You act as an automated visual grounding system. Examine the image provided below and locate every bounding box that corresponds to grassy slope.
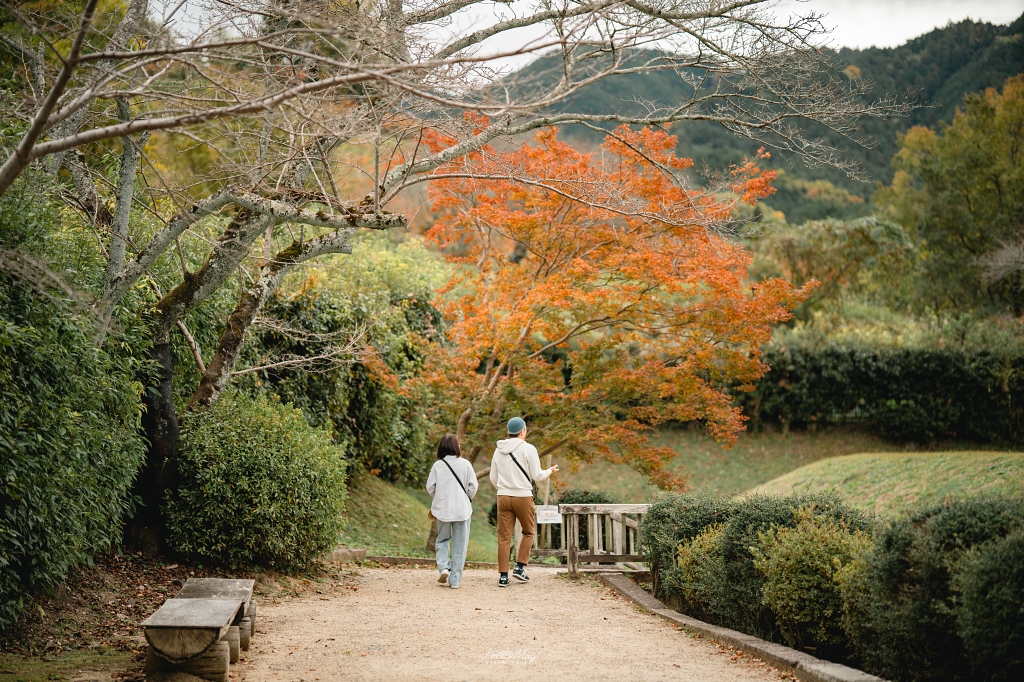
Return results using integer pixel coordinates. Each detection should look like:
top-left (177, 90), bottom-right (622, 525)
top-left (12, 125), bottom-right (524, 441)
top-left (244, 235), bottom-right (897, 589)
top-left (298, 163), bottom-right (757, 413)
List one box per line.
top-left (754, 452), bottom-right (1024, 516)
top-left (549, 426), bottom-right (900, 501)
top-left (339, 467), bottom-right (498, 561)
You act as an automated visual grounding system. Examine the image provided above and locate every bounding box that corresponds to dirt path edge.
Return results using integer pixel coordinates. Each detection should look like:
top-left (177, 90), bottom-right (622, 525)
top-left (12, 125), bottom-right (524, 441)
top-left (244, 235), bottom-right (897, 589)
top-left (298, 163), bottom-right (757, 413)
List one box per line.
top-left (599, 573), bottom-right (888, 682)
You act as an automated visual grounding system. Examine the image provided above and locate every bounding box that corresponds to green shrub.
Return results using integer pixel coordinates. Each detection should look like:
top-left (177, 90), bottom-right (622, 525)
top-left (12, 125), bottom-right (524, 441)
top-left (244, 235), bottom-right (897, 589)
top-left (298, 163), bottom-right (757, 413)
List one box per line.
top-left (953, 530), bottom-right (1024, 682)
top-left (640, 492), bottom-right (737, 599)
top-left (743, 345), bottom-right (1024, 442)
top-left (754, 508), bottom-right (873, 658)
top-left (840, 497), bottom-right (1024, 681)
top-left (669, 523), bottom-right (729, 623)
top-left (166, 392), bottom-right (347, 570)
top-left (557, 488), bottom-right (617, 505)
top-left (718, 491), bottom-right (870, 639)
top-left (0, 178), bottom-right (148, 629)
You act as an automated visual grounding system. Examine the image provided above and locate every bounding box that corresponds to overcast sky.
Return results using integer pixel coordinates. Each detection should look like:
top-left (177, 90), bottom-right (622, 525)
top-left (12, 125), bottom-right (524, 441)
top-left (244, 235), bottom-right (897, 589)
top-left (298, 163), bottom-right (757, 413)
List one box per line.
top-left (777, 0), bottom-right (1023, 49)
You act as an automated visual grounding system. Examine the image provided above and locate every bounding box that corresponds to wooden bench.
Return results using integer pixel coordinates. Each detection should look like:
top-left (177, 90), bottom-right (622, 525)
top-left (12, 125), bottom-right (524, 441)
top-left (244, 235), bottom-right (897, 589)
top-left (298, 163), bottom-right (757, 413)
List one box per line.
top-left (176, 578), bottom-right (257, 653)
top-left (142, 578), bottom-right (257, 682)
top-left (142, 598), bottom-right (240, 681)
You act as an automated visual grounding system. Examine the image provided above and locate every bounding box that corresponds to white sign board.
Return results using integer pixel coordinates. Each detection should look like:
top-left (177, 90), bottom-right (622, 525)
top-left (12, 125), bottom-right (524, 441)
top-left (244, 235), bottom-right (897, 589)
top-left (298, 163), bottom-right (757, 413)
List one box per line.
top-left (536, 505), bottom-right (562, 524)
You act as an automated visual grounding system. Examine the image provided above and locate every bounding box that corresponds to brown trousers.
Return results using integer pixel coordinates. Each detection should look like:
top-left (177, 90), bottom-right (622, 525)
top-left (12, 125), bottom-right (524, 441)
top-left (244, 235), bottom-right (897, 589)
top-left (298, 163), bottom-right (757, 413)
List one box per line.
top-left (496, 495), bottom-right (535, 573)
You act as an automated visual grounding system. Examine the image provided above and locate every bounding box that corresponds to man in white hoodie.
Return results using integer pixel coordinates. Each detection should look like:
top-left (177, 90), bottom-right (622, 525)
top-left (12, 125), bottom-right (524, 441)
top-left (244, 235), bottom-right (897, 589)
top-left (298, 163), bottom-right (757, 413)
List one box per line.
top-left (489, 417), bottom-right (558, 587)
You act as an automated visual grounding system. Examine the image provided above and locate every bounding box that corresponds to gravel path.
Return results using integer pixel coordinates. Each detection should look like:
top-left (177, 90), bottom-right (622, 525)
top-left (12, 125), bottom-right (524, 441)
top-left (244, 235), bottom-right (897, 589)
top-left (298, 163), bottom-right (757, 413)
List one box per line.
top-left (241, 567), bottom-right (784, 682)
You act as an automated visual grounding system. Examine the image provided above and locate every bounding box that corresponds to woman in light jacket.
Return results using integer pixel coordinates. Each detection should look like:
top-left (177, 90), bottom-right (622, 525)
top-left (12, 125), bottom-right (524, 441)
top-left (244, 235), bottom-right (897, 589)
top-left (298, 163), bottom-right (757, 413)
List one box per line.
top-left (426, 434), bottom-right (477, 589)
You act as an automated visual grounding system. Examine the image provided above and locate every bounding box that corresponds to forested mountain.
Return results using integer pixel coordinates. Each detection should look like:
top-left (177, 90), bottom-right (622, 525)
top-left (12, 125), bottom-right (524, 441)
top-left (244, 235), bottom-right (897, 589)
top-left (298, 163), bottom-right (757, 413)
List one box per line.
top-left (527, 13), bottom-right (1024, 223)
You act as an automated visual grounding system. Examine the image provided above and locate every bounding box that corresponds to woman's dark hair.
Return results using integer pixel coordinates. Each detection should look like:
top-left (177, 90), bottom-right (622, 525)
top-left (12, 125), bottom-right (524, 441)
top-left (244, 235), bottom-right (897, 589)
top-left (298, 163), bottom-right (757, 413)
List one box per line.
top-left (436, 434), bottom-right (462, 459)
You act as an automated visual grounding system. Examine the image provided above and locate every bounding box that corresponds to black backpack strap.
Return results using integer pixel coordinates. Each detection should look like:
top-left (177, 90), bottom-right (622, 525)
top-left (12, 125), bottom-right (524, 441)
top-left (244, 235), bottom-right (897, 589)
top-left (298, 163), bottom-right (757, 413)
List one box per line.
top-left (507, 444), bottom-right (537, 495)
top-left (440, 457), bottom-right (472, 501)
top-left (507, 450), bottom-right (531, 485)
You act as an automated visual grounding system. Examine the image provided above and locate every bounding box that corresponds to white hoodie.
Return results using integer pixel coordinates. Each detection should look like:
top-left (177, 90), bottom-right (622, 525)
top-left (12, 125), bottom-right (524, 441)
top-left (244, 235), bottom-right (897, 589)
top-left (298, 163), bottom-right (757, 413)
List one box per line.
top-left (489, 437), bottom-right (553, 497)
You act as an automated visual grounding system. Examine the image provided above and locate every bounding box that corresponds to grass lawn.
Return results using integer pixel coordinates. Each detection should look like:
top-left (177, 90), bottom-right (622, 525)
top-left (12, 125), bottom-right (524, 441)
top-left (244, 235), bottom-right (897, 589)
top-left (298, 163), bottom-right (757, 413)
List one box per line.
top-left (546, 426), bottom-right (898, 501)
top-left (753, 451), bottom-right (1024, 516)
top-left (339, 467), bottom-right (498, 561)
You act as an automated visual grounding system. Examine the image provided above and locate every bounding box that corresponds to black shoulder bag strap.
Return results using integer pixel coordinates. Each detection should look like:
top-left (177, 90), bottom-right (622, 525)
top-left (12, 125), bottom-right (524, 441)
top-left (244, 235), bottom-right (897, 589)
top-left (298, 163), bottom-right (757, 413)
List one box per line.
top-left (440, 457), bottom-right (472, 501)
top-left (507, 444), bottom-right (537, 496)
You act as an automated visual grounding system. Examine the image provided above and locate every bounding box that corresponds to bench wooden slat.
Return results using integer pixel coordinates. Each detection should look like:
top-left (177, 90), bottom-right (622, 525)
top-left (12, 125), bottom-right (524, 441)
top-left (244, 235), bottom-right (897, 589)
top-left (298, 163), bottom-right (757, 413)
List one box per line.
top-left (176, 578), bottom-right (254, 604)
top-left (142, 598), bottom-right (241, 629)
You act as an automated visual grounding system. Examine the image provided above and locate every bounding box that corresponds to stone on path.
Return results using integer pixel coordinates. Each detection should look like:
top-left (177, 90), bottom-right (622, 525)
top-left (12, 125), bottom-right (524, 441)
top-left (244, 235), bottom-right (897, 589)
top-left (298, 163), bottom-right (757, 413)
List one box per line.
top-left (242, 567), bottom-right (782, 681)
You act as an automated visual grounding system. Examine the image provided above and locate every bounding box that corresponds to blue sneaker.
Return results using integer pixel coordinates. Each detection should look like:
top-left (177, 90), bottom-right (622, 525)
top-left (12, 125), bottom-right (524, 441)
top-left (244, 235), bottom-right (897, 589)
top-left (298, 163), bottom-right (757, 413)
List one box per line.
top-left (512, 565), bottom-right (529, 582)
top-left (498, 573), bottom-right (509, 587)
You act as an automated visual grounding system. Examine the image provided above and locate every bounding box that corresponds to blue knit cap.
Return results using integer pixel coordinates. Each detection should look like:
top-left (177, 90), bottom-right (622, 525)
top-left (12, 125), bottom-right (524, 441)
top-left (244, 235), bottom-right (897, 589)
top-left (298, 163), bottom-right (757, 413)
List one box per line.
top-left (507, 417), bottom-right (526, 435)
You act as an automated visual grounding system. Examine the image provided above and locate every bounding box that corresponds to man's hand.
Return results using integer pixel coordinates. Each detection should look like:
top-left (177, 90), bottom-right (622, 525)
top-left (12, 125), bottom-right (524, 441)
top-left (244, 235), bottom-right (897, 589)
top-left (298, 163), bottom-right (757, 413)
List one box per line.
top-left (550, 464), bottom-right (559, 473)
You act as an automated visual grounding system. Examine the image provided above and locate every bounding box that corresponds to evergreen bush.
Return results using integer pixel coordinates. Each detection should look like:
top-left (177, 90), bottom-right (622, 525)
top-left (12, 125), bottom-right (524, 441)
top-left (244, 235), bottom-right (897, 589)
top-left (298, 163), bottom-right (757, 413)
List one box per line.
top-left (166, 392), bottom-right (347, 570)
top-left (640, 492), bottom-right (736, 600)
top-left (0, 178), bottom-right (148, 629)
top-left (242, 236), bottom-right (446, 485)
top-left (718, 492), bottom-right (870, 639)
top-left (840, 497), bottom-right (1024, 681)
top-left (744, 345), bottom-right (1024, 442)
top-left (952, 530), bottom-right (1024, 682)
top-left (753, 508), bottom-right (873, 658)
top-left (668, 523), bottom-right (729, 622)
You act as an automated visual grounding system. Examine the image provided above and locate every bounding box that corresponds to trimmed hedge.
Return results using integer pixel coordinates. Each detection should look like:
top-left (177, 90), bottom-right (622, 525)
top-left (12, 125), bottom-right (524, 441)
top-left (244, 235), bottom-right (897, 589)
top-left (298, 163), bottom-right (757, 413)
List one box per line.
top-left (643, 491), bottom-right (868, 640)
top-left (0, 178), bottom-right (147, 630)
top-left (166, 392), bottom-right (347, 570)
top-left (642, 494), bottom-right (1024, 682)
top-left (743, 345), bottom-right (1024, 441)
top-left (842, 497), bottom-right (1024, 681)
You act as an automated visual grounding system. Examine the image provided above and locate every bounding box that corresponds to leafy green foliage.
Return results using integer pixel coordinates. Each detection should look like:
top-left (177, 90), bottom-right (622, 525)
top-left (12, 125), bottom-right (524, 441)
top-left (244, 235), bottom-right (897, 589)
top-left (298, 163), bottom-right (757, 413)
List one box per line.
top-left (639, 492), bottom-right (736, 600)
top-left (645, 491), bottom-right (1024, 681)
top-left (840, 497), bottom-right (1024, 682)
top-left (668, 523), bottom-right (728, 623)
top-left (644, 492), bottom-right (868, 639)
top-left (744, 345), bottom-right (1024, 442)
top-left (750, 217), bottom-right (914, 316)
top-left (0, 178), bottom-right (147, 629)
top-left (753, 509), bottom-right (873, 658)
top-left (952, 530), bottom-right (1024, 682)
top-left (239, 234), bottom-right (448, 485)
top-left (756, 172), bottom-right (869, 225)
top-left (877, 75), bottom-right (1024, 313)
top-left (166, 392), bottom-right (347, 570)
top-left (717, 492), bottom-right (870, 639)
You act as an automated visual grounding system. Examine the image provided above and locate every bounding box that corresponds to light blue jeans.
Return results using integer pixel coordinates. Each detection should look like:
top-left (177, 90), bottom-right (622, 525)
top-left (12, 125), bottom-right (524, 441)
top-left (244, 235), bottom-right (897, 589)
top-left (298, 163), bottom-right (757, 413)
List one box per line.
top-left (435, 518), bottom-right (471, 588)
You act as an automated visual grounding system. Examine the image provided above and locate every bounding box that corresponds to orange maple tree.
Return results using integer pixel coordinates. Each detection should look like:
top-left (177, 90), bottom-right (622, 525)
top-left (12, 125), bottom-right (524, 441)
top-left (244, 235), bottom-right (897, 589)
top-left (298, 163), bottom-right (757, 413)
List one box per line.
top-left (419, 125), bottom-right (811, 490)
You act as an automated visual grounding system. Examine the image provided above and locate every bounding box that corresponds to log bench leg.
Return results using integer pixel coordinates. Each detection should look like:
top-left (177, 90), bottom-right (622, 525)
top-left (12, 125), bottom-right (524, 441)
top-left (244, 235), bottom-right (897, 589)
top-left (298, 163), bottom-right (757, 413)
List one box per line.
top-left (248, 599), bottom-right (257, 640)
top-left (146, 641), bottom-right (229, 682)
top-left (239, 617), bottom-right (251, 651)
top-left (225, 626), bottom-right (240, 664)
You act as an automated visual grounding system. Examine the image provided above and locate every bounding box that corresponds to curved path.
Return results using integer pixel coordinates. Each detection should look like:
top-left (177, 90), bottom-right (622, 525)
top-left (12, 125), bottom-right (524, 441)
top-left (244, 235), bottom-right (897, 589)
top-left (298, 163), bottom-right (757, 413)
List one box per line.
top-left (241, 567), bottom-right (784, 682)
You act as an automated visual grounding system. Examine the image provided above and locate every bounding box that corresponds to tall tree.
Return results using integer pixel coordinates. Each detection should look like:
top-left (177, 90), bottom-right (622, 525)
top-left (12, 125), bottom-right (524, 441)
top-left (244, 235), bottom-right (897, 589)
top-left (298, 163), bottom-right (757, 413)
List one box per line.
top-left (876, 75), bottom-right (1024, 313)
top-left (418, 126), bottom-right (809, 489)
top-left (0, 0), bottom-right (907, 538)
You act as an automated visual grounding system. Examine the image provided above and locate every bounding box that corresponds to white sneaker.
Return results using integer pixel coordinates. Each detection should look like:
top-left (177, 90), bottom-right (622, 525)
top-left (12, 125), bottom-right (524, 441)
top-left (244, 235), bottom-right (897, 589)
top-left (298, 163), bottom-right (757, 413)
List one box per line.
top-left (438, 570), bottom-right (450, 584)
top-left (449, 584), bottom-right (460, 589)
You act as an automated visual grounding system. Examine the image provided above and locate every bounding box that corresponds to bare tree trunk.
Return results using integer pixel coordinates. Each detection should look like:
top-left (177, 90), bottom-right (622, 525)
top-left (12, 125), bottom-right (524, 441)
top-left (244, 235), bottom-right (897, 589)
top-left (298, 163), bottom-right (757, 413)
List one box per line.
top-left (129, 340), bottom-right (179, 555)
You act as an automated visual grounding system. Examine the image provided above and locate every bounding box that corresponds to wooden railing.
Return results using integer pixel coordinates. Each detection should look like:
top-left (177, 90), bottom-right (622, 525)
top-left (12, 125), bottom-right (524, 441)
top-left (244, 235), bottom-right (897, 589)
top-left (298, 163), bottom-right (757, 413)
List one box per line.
top-left (526, 503), bottom-right (649, 577)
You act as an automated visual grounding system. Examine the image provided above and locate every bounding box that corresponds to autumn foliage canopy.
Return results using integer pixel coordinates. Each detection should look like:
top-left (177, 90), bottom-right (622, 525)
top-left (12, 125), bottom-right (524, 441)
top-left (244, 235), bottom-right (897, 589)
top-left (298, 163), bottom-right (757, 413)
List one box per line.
top-left (421, 125), bottom-right (810, 490)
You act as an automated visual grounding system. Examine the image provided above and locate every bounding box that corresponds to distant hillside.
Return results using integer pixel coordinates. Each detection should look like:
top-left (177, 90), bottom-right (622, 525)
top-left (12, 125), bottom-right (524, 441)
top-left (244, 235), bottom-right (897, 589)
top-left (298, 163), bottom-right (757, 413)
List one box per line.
top-left (520, 14), bottom-right (1024, 223)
